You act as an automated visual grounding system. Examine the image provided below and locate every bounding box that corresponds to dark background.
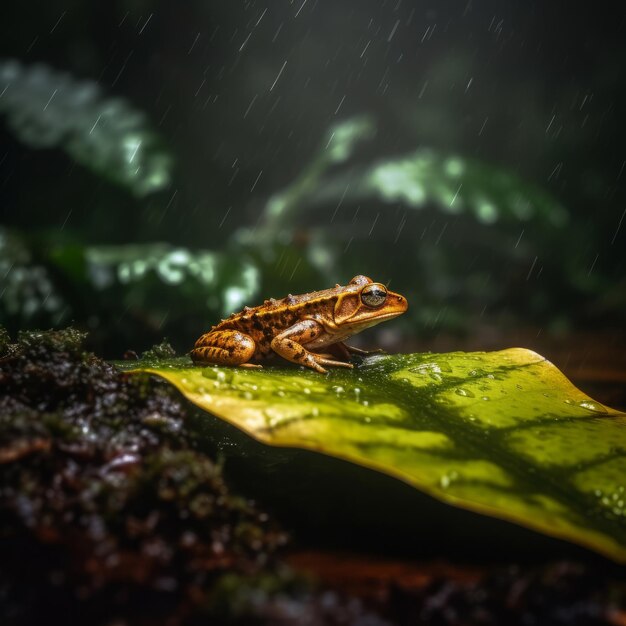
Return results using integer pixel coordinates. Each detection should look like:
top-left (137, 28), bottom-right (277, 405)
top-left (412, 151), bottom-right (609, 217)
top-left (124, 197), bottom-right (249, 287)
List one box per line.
top-left (1, 1), bottom-right (625, 385)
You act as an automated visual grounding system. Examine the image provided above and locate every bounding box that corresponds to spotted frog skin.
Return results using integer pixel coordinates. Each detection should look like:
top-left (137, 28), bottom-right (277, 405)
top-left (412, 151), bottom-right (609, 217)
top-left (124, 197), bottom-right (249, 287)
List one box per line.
top-left (191, 275), bottom-right (408, 373)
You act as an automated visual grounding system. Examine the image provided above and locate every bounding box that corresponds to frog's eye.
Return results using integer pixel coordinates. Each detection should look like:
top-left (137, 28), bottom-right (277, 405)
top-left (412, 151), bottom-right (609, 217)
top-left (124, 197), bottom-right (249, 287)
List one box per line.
top-left (360, 283), bottom-right (387, 308)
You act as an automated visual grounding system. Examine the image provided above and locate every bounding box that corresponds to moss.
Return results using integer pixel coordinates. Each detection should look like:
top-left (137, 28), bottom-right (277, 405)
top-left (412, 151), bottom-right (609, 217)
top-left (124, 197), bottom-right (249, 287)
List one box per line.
top-left (0, 327), bottom-right (289, 625)
top-left (142, 338), bottom-right (177, 361)
top-left (0, 325), bottom-right (11, 355)
top-left (16, 327), bottom-right (88, 354)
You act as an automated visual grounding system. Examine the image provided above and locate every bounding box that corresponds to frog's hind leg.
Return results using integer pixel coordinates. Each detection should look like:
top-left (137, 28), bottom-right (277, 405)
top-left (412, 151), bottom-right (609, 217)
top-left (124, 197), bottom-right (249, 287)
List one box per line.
top-left (191, 330), bottom-right (257, 367)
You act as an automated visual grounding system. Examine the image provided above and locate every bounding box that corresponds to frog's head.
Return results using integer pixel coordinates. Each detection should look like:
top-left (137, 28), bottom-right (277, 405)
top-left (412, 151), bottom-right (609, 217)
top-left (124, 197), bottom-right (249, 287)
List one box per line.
top-left (333, 275), bottom-right (408, 331)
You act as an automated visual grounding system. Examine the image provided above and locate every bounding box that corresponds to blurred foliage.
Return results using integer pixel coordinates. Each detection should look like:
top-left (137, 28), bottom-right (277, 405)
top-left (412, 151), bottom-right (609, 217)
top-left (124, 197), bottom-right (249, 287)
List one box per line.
top-left (0, 228), bottom-right (69, 328)
top-left (81, 243), bottom-right (259, 317)
top-left (235, 117), bottom-right (577, 336)
top-left (0, 227), bottom-right (260, 351)
top-left (0, 109), bottom-right (617, 353)
top-left (257, 116), bottom-right (377, 237)
top-left (0, 60), bottom-right (172, 196)
top-left (365, 150), bottom-right (567, 225)
top-left (260, 118), bottom-right (567, 235)
top-left (0, 2), bottom-right (624, 354)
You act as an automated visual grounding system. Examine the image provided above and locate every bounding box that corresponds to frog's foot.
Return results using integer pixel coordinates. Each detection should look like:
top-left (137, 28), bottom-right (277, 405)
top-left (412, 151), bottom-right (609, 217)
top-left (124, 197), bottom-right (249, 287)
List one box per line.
top-left (277, 348), bottom-right (354, 374)
top-left (239, 363), bottom-right (263, 369)
top-left (309, 356), bottom-right (354, 374)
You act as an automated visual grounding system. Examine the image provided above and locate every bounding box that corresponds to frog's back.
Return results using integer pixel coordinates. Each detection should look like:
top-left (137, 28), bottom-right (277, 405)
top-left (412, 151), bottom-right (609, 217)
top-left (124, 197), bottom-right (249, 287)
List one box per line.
top-left (211, 286), bottom-right (342, 351)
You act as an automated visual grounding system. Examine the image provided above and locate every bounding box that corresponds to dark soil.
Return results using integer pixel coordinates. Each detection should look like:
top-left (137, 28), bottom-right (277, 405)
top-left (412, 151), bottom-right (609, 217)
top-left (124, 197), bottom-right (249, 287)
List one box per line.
top-left (0, 327), bottom-right (624, 625)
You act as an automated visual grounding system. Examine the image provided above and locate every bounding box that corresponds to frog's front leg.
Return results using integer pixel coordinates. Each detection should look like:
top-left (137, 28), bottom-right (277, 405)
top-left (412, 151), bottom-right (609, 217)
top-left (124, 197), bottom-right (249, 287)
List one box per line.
top-left (270, 319), bottom-right (354, 374)
top-left (191, 329), bottom-right (259, 367)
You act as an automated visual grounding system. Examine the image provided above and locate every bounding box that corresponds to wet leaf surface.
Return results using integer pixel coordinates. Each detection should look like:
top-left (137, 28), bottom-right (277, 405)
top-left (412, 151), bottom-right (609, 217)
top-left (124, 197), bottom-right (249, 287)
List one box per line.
top-left (126, 349), bottom-right (626, 562)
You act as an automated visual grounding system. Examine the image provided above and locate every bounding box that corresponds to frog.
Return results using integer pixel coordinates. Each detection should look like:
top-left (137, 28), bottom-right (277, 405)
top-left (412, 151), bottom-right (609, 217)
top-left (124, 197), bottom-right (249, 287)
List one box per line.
top-left (191, 275), bottom-right (408, 373)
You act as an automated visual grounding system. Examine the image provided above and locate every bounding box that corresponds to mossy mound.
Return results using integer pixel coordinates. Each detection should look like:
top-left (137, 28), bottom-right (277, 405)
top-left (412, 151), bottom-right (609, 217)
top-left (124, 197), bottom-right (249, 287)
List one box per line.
top-left (0, 328), bottom-right (291, 624)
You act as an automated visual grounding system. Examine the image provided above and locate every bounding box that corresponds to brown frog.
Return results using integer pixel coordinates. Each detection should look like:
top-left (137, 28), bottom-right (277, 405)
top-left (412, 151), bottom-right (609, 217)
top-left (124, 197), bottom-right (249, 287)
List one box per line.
top-left (191, 275), bottom-right (408, 373)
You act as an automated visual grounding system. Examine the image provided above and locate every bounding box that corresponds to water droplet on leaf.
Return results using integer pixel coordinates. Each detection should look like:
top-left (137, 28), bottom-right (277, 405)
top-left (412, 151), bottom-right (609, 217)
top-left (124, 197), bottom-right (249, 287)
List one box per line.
top-left (577, 400), bottom-right (608, 414)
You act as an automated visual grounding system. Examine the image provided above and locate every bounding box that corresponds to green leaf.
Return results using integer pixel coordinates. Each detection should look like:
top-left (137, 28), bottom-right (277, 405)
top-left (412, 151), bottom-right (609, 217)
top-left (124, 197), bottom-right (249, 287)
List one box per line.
top-left (127, 349), bottom-right (626, 562)
top-left (256, 115), bottom-right (567, 234)
top-left (363, 150), bottom-right (568, 226)
top-left (84, 242), bottom-right (260, 317)
top-left (0, 60), bottom-right (172, 196)
top-left (298, 148), bottom-right (567, 227)
top-left (0, 227), bottom-right (68, 326)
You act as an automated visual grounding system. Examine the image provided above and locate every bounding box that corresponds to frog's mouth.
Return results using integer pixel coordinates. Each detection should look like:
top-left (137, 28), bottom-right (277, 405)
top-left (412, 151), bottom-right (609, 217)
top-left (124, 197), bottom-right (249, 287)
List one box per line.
top-left (347, 309), bottom-right (406, 331)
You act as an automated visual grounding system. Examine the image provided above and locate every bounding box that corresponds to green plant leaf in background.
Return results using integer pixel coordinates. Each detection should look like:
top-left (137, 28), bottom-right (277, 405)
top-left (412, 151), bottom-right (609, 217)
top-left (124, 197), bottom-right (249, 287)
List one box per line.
top-left (252, 116), bottom-right (568, 239)
top-left (0, 60), bottom-right (172, 196)
top-left (294, 148), bottom-right (568, 228)
top-left (127, 349), bottom-right (626, 562)
top-left (0, 228), bottom-right (263, 335)
top-left (82, 243), bottom-right (260, 317)
top-left (0, 228), bottom-right (68, 326)
top-left (363, 149), bottom-right (568, 226)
